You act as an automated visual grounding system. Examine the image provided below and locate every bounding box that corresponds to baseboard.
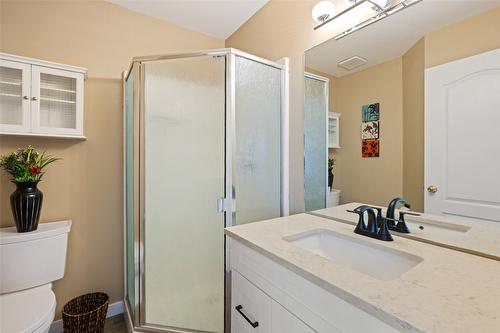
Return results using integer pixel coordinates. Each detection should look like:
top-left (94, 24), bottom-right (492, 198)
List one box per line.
top-left (49, 301), bottom-right (124, 333)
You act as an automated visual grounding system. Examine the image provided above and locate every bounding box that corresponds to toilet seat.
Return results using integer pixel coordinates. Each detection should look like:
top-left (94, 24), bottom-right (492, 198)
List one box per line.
top-left (0, 284), bottom-right (56, 333)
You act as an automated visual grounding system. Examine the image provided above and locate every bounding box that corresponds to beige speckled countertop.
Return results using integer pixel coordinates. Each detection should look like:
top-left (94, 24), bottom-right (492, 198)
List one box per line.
top-left (225, 213), bottom-right (500, 333)
top-left (312, 203), bottom-right (500, 260)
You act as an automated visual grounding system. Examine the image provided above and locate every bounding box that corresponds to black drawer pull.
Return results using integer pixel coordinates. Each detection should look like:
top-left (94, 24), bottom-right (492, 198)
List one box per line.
top-left (235, 305), bottom-right (259, 328)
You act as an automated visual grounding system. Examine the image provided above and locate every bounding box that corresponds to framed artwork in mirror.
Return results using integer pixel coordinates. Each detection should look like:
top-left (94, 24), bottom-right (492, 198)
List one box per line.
top-left (361, 121), bottom-right (379, 139)
top-left (361, 103), bottom-right (380, 122)
top-left (362, 139), bottom-right (379, 157)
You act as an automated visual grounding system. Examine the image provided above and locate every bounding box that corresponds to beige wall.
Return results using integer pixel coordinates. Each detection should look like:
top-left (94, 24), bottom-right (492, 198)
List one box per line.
top-left (332, 58), bottom-right (403, 206)
top-left (0, 0), bottom-right (223, 319)
top-left (425, 6), bottom-right (500, 69)
top-left (402, 38), bottom-right (425, 212)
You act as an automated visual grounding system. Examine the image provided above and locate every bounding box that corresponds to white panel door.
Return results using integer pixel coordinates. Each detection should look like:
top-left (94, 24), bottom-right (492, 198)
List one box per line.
top-left (425, 48), bottom-right (500, 222)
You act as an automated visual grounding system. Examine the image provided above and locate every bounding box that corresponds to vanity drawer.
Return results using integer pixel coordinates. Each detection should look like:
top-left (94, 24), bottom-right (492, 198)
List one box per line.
top-left (271, 301), bottom-right (316, 333)
top-left (231, 270), bottom-right (271, 333)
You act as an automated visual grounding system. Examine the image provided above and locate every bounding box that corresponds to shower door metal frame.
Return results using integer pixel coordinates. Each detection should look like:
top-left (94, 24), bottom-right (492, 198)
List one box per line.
top-left (123, 62), bottom-right (142, 332)
top-left (123, 49), bottom-right (289, 333)
top-left (304, 71), bottom-right (329, 211)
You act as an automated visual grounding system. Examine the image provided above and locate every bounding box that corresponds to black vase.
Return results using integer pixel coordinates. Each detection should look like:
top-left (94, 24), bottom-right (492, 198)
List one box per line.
top-left (328, 172), bottom-right (334, 189)
top-left (10, 181), bottom-right (43, 232)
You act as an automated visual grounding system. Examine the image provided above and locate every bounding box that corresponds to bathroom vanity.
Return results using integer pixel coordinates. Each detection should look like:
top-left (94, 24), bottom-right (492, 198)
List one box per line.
top-left (311, 203), bottom-right (500, 260)
top-left (225, 214), bottom-right (500, 333)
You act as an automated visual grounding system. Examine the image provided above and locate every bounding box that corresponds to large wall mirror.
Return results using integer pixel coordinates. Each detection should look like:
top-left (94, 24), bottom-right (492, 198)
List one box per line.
top-left (303, 0), bottom-right (500, 224)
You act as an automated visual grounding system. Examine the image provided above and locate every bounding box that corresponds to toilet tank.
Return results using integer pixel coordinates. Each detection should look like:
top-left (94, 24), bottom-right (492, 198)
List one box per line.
top-left (0, 220), bottom-right (71, 294)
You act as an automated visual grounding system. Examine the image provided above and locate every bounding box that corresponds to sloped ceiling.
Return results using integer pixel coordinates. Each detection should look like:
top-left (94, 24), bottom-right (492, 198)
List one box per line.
top-left (108, 0), bottom-right (268, 39)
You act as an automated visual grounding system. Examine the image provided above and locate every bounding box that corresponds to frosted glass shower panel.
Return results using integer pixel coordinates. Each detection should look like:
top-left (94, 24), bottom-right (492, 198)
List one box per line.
top-left (143, 56), bottom-right (225, 332)
top-left (234, 56), bottom-right (281, 225)
top-left (304, 76), bottom-right (327, 211)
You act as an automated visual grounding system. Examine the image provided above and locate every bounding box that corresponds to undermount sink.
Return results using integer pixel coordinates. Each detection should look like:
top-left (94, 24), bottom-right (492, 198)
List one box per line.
top-left (285, 229), bottom-right (423, 280)
top-left (404, 217), bottom-right (471, 238)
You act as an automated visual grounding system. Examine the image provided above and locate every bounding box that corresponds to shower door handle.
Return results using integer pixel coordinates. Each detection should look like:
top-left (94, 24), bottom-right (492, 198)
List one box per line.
top-left (217, 198), bottom-right (233, 212)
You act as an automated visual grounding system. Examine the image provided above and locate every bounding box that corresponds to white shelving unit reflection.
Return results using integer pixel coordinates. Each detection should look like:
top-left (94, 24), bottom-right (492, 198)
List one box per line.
top-left (328, 112), bottom-right (340, 148)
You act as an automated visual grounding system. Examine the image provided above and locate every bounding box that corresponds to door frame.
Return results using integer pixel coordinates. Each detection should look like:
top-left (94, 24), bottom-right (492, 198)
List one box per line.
top-left (424, 48), bottom-right (500, 221)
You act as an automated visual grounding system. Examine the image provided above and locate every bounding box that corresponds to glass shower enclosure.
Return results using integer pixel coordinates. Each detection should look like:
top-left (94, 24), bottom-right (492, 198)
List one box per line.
top-left (304, 72), bottom-right (329, 212)
top-left (123, 49), bottom-right (288, 332)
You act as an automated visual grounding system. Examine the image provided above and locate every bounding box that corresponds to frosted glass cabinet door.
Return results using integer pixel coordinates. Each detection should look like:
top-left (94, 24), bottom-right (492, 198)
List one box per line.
top-left (30, 66), bottom-right (84, 136)
top-left (234, 56), bottom-right (282, 225)
top-left (143, 56), bottom-right (225, 332)
top-left (0, 60), bottom-right (31, 132)
top-left (304, 76), bottom-right (327, 211)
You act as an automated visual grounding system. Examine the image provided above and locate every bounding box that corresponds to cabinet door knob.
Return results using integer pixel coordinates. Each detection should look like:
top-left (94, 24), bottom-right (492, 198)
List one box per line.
top-left (23, 95), bottom-right (29, 100)
top-left (31, 96), bottom-right (38, 101)
top-left (427, 185), bottom-right (438, 193)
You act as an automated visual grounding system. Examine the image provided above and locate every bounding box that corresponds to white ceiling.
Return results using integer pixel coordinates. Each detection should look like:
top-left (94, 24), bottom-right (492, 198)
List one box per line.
top-left (107, 0), bottom-right (268, 39)
top-left (306, 0), bottom-right (500, 77)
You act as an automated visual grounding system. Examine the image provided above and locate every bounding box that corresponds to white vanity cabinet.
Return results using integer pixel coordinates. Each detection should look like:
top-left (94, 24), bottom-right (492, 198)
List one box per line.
top-left (230, 239), bottom-right (401, 333)
top-left (0, 53), bottom-right (86, 138)
top-left (231, 270), bottom-right (314, 333)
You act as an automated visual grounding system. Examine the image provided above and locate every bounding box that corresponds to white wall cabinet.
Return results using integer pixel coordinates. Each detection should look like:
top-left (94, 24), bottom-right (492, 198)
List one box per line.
top-left (328, 112), bottom-right (340, 148)
top-left (0, 53), bottom-right (86, 138)
top-left (230, 239), bottom-right (401, 333)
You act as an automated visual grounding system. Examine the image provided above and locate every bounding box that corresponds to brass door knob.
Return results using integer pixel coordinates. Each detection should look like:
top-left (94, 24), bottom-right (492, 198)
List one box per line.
top-left (427, 185), bottom-right (438, 193)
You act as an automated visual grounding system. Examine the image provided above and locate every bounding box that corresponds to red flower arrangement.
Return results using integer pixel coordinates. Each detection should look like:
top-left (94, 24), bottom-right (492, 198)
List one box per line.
top-left (0, 145), bottom-right (59, 183)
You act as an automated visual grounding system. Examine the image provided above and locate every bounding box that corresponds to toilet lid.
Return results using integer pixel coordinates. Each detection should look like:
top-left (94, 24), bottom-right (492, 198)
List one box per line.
top-left (0, 284), bottom-right (56, 333)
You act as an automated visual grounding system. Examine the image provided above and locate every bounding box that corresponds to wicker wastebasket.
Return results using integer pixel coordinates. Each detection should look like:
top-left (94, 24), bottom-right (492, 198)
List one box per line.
top-left (62, 292), bottom-right (109, 333)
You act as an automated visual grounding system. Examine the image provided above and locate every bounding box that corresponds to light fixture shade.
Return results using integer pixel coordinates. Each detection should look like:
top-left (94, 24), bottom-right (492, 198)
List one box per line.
top-left (312, 1), bottom-right (336, 23)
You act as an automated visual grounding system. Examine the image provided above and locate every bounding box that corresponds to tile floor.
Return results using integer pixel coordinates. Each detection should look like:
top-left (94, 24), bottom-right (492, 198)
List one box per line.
top-left (103, 314), bottom-right (127, 333)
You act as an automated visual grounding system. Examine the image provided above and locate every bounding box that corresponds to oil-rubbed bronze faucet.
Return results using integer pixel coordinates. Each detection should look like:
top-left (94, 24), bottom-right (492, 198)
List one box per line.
top-left (348, 198), bottom-right (422, 240)
top-left (347, 205), bottom-right (393, 241)
top-left (384, 197), bottom-right (420, 233)
top-left (386, 198), bottom-right (411, 223)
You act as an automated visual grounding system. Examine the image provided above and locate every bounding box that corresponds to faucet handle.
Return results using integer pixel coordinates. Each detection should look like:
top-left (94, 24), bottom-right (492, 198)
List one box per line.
top-left (347, 209), bottom-right (366, 232)
top-left (399, 211), bottom-right (420, 218)
top-left (349, 206), bottom-right (378, 235)
top-left (362, 206), bottom-right (384, 230)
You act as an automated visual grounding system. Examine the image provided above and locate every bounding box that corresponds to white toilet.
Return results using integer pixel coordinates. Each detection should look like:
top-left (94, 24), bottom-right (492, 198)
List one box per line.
top-left (327, 189), bottom-right (341, 207)
top-left (0, 220), bottom-right (71, 333)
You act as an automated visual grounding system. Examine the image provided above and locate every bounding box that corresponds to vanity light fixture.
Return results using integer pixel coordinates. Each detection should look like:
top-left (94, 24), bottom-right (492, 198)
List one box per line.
top-left (313, 0), bottom-right (423, 40)
top-left (312, 1), bottom-right (336, 23)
